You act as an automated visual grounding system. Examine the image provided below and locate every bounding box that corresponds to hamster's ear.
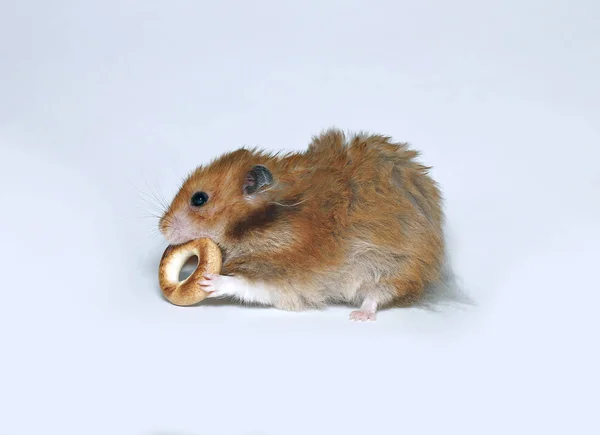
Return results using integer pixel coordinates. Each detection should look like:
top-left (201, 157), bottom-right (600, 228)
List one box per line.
top-left (243, 165), bottom-right (273, 195)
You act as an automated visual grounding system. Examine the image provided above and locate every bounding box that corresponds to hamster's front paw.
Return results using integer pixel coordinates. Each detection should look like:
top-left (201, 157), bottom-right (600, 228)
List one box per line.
top-left (199, 273), bottom-right (232, 298)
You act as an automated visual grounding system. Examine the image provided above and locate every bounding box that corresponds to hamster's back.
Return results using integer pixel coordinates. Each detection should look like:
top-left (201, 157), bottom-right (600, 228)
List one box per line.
top-left (306, 129), bottom-right (443, 231)
top-left (304, 129), bottom-right (445, 303)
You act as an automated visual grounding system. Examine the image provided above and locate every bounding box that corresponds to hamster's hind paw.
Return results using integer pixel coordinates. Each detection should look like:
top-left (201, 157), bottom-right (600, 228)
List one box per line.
top-left (349, 296), bottom-right (378, 322)
top-left (349, 310), bottom-right (377, 322)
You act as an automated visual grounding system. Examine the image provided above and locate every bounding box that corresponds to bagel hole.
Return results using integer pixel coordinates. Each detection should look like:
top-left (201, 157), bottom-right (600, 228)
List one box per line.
top-left (178, 255), bottom-right (199, 281)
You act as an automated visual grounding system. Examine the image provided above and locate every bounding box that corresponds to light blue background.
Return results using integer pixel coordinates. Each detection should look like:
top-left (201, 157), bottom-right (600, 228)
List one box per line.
top-left (1, 0), bottom-right (598, 434)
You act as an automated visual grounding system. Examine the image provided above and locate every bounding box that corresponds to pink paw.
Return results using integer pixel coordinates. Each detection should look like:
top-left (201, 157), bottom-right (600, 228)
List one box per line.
top-left (349, 310), bottom-right (377, 322)
top-left (199, 273), bottom-right (224, 296)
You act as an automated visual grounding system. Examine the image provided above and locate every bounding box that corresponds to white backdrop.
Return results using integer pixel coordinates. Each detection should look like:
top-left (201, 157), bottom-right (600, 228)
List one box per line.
top-left (1, 1), bottom-right (598, 434)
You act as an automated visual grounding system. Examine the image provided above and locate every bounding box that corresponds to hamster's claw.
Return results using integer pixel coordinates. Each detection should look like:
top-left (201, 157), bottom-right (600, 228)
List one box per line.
top-left (199, 273), bottom-right (223, 297)
top-left (349, 297), bottom-right (378, 321)
top-left (349, 310), bottom-right (377, 322)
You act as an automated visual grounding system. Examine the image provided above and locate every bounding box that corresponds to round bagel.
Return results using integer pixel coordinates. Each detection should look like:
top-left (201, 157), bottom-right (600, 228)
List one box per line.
top-left (158, 238), bottom-right (222, 306)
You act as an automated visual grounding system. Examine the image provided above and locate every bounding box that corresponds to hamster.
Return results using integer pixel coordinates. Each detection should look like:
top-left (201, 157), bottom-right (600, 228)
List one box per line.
top-left (159, 128), bottom-right (445, 321)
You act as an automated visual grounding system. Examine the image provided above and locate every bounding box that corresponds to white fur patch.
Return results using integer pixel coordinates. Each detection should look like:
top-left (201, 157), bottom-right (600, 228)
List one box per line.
top-left (204, 275), bottom-right (274, 305)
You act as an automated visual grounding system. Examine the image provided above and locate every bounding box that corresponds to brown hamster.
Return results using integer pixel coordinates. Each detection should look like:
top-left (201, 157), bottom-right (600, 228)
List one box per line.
top-left (159, 128), bottom-right (445, 321)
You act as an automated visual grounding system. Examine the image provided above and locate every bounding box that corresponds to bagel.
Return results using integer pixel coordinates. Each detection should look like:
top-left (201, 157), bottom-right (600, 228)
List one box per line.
top-left (158, 238), bottom-right (222, 306)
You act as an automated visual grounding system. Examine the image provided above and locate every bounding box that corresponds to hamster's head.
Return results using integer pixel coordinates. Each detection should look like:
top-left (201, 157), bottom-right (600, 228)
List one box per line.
top-left (159, 149), bottom-right (275, 246)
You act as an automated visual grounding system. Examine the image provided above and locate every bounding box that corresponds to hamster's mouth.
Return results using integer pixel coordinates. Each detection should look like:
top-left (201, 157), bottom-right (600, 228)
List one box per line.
top-left (164, 228), bottom-right (212, 246)
top-left (165, 234), bottom-right (224, 255)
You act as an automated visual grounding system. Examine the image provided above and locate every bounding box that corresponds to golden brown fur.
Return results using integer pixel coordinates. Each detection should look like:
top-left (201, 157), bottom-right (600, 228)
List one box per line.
top-left (160, 129), bottom-right (445, 312)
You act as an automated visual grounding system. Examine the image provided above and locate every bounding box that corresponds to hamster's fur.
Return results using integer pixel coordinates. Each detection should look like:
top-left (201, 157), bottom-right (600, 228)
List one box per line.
top-left (159, 129), bottom-right (445, 321)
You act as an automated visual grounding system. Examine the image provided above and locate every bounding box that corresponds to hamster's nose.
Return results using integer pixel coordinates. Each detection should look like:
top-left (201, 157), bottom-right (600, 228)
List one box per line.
top-left (158, 216), bottom-right (170, 237)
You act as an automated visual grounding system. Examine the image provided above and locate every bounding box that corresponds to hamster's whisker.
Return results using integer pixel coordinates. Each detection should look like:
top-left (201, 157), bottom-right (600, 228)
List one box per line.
top-left (141, 213), bottom-right (162, 220)
top-left (149, 191), bottom-right (168, 214)
top-left (134, 184), bottom-right (167, 215)
top-left (270, 198), bottom-right (308, 208)
top-left (141, 179), bottom-right (169, 214)
top-left (149, 178), bottom-right (171, 212)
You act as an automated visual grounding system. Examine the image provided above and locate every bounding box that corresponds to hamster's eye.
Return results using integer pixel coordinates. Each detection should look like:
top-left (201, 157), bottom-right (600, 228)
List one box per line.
top-left (190, 191), bottom-right (209, 207)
